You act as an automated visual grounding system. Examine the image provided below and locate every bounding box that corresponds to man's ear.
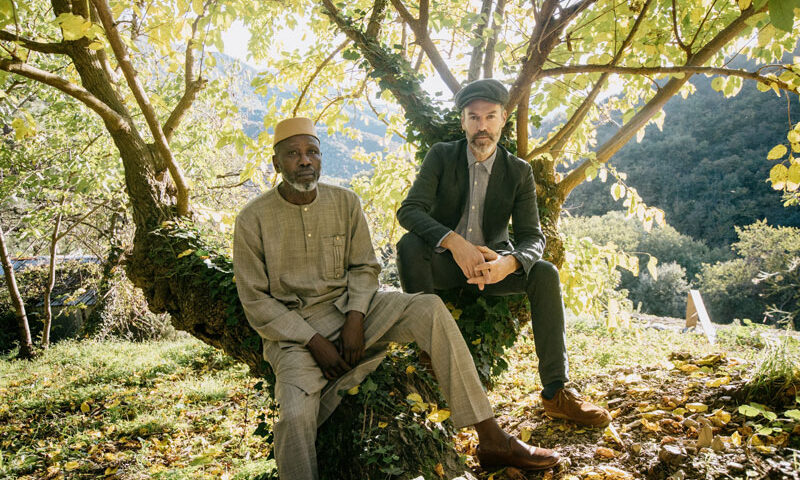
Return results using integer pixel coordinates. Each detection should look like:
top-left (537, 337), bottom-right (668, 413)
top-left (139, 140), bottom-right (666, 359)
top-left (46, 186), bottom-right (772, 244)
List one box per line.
top-left (273, 155), bottom-right (281, 174)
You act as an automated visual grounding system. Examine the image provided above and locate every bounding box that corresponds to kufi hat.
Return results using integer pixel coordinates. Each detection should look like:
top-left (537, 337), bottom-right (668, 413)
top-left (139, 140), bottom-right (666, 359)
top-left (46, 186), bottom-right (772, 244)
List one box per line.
top-left (273, 117), bottom-right (319, 146)
top-left (454, 79), bottom-right (509, 110)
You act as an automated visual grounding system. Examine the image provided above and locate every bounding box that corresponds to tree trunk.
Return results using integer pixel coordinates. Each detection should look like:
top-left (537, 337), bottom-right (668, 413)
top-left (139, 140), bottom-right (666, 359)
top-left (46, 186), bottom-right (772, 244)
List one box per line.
top-left (0, 224), bottom-right (35, 359)
top-left (41, 209), bottom-right (62, 348)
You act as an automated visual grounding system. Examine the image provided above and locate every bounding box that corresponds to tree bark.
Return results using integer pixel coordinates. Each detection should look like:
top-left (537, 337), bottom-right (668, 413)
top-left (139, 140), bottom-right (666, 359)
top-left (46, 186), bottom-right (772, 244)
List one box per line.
top-left (0, 224), bottom-right (35, 359)
top-left (41, 207), bottom-right (63, 348)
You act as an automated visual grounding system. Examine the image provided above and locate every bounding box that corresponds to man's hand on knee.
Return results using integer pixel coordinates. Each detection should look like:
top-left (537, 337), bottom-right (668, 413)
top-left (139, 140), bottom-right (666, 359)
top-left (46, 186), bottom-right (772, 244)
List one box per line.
top-left (441, 232), bottom-right (485, 281)
top-left (340, 311), bottom-right (365, 367)
top-left (467, 246), bottom-right (521, 290)
top-left (307, 333), bottom-right (351, 380)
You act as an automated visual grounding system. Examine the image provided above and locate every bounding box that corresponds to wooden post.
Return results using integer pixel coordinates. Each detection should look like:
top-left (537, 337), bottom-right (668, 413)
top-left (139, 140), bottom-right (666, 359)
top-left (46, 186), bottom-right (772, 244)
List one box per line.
top-left (686, 289), bottom-right (715, 344)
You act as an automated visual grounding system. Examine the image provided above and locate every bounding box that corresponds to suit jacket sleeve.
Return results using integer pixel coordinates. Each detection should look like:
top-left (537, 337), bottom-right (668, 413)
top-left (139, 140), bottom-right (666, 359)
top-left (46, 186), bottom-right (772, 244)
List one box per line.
top-left (233, 213), bottom-right (318, 345)
top-left (340, 194), bottom-right (380, 315)
top-left (396, 145), bottom-right (452, 247)
top-left (509, 162), bottom-right (546, 274)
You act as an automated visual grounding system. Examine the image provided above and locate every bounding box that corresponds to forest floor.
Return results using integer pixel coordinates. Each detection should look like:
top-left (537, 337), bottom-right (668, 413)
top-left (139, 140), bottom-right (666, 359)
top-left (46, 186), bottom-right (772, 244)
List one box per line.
top-left (0, 316), bottom-right (798, 480)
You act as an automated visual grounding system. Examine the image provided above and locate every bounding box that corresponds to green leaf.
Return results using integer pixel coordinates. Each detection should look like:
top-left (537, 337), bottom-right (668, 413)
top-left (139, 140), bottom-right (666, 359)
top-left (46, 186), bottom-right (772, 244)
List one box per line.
top-left (711, 77), bottom-right (724, 92)
top-left (767, 144), bottom-right (788, 160)
top-left (55, 13), bottom-right (93, 41)
top-left (611, 183), bottom-right (625, 201)
top-left (739, 404), bottom-right (761, 417)
top-left (768, 0), bottom-right (799, 32)
top-left (785, 409), bottom-right (800, 420)
top-left (0, 0), bottom-right (13, 20)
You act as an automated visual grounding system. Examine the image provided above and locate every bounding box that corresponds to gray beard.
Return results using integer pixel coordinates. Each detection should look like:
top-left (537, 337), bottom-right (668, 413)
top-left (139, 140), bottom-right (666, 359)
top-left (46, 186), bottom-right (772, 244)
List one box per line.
top-left (470, 138), bottom-right (497, 158)
top-left (282, 174), bottom-right (318, 192)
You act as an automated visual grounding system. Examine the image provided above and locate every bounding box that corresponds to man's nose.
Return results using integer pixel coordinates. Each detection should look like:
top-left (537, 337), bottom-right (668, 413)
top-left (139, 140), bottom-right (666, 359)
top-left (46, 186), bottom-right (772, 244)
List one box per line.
top-left (298, 153), bottom-right (313, 165)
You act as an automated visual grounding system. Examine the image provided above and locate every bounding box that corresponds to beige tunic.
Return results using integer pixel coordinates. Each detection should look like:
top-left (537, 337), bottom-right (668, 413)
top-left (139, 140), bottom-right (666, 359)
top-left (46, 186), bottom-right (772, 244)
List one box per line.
top-left (233, 183), bottom-right (399, 407)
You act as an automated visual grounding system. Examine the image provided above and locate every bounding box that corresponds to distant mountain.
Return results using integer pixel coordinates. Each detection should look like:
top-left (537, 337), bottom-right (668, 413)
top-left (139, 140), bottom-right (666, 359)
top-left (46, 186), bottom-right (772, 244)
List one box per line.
top-left (213, 54), bottom-right (398, 179)
top-left (564, 68), bottom-right (800, 247)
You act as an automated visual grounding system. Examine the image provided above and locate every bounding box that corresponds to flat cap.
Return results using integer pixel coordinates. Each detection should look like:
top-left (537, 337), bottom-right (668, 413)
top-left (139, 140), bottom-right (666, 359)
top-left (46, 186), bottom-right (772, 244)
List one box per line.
top-left (273, 117), bottom-right (319, 146)
top-left (454, 79), bottom-right (509, 110)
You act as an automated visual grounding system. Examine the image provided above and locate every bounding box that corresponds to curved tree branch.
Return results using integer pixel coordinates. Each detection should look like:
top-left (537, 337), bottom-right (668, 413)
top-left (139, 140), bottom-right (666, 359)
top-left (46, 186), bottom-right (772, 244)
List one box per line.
top-left (91, 0), bottom-right (190, 216)
top-left (0, 58), bottom-right (127, 132)
top-left (559, 3), bottom-right (768, 197)
top-left (483, 0), bottom-right (506, 79)
top-left (527, 0), bottom-right (654, 160)
top-left (0, 30), bottom-right (68, 55)
top-left (671, 0), bottom-right (691, 56)
top-left (390, 0), bottom-right (461, 93)
top-left (467, 0), bottom-right (493, 82)
top-left (507, 0), bottom-right (597, 111)
top-left (292, 39), bottom-right (351, 117)
top-left (539, 65), bottom-right (798, 93)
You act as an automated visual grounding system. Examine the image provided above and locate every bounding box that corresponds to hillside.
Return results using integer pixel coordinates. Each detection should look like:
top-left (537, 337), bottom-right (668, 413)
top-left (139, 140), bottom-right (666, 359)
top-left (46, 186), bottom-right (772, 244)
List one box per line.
top-left (215, 54), bottom-right (395, 180)
top-left (564, 73), bottom-right (800, 247)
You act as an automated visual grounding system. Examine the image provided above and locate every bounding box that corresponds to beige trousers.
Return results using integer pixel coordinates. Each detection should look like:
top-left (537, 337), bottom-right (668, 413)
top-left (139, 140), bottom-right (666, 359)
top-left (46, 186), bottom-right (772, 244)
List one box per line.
top-left (271, 292), bottom-right (493, 480)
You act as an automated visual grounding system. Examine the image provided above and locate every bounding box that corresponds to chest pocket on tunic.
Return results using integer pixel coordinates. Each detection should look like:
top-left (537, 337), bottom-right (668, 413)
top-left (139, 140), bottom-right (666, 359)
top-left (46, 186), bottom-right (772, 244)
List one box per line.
top-left (322, 234), bottom-right (346, 279)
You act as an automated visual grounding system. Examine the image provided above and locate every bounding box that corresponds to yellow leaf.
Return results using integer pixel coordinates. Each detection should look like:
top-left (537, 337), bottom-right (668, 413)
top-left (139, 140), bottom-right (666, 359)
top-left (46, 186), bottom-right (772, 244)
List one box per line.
top-left (434, 463), bottom-right (445, 477)
top-left (55, 13), bottom-right (92, 41)
top-left (686, 403), bottom-right (708, 413)
top-left (788, 130), bottom-right (800, 143)
top-left (347, 385), bottom-right (359, 395)
top-left (603, 424), bottom-right (624, 446)
top-left (405, 365), bottom-right (416, 375)
top-left (520, 427), bottom-right (532, 443)
top-left (711, 409), bottom-right (731, 426)
top-left (427, 409), bottom-right (450, 423)
top-left (596, 446), bottom-right (616, 458)
top-left (705, 376), bottom-right (730, 387)
top-left (105, 466), bottom-right (118, 475)
top-left (770, 164), bottom-right (789, 189)
top-left (65, 461), bottom-right (80, 471)
top-left (679, 364), bottom-right (699, 373)
top-left (738, 0), bottom-right (751, 9)
top-left (787, 164), bottom-right (800, 191)
top-left (471, 338), bottom-right (481, 345)
top-left (640, 418), bottom-right (660, 432)
top-left (767, 144), bottom-right (788, 160)
top-left (177, 249), bottom-right (194, 258)
top-left (406, 393), bottom-right (423, 404)
top-left (80, 401), bottom-right (90, 414)
top-left (377, 421), bottom-right (388, 428)
top-left (451, 309), bottom-right (462, 320)
top-left (730, 431), bottom-right (742, 447)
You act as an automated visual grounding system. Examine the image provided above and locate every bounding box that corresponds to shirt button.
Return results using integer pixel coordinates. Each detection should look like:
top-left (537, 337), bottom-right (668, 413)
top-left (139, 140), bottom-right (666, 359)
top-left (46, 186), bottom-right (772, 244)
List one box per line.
top-left (471, 205), bottom-right (475, 210)
top-left (307, 233), bottom-right (311, 237)
top-left (303, 207), bottom-right (308, 212)
top-left (474, 181), bottom-right (477, 185)
top-left (468, 228), bottom-right (472, 232)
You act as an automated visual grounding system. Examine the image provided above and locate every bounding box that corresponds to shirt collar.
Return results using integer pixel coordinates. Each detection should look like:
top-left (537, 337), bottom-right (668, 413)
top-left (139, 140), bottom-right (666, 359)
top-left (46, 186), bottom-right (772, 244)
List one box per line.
top-left (466, 144), bottom-right (498, 172)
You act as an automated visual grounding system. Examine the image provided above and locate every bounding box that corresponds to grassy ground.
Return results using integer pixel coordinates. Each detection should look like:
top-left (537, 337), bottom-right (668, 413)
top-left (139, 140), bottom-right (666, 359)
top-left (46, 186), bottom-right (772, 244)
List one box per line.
top-left (1, 318), bottom-right (798, 479)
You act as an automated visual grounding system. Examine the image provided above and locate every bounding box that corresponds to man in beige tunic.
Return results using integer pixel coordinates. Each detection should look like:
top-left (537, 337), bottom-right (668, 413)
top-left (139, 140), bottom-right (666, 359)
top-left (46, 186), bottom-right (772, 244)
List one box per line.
top-left (233, 117), bottom-right (561, 479)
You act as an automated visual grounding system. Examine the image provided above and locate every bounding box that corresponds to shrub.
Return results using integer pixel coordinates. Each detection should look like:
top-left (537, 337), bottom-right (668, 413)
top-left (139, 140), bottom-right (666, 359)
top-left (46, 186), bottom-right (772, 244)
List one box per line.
top-left (630, 262), bottom-right (690, 317)
top-left (696, 221), bottom-right (800, 326)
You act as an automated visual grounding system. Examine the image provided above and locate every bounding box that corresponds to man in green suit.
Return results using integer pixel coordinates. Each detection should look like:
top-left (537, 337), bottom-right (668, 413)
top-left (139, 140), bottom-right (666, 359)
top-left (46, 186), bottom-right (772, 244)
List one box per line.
top-left (396, 79), bottom-right (611, 427)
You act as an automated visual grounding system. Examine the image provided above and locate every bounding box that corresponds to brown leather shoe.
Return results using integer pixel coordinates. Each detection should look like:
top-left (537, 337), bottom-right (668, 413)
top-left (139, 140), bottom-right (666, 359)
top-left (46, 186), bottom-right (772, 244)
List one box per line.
top-left (477, 434), bottom-right (561, 471)
top-left (542, 387), bottom-right (612, 427)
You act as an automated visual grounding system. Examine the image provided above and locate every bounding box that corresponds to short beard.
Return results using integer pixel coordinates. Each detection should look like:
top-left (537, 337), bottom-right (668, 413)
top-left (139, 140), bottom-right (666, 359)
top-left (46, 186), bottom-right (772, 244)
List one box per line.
top-left (469, 136), bottom-right (498, 158)
top-left (282, 174), bottom-right (318, 192)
